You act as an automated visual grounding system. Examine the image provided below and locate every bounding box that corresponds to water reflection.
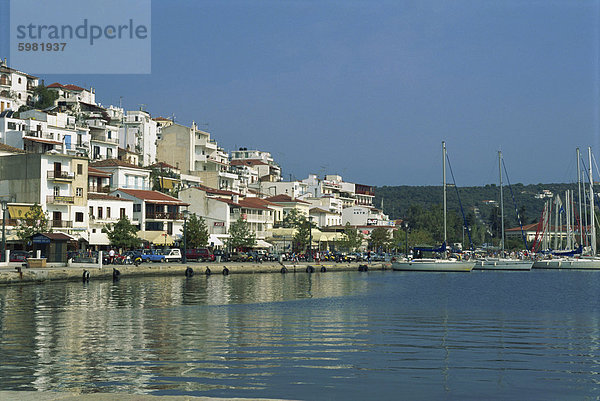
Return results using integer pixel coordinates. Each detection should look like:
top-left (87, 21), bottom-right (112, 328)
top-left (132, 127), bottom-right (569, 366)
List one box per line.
top-left (1, 271), bottom-right (600, 400)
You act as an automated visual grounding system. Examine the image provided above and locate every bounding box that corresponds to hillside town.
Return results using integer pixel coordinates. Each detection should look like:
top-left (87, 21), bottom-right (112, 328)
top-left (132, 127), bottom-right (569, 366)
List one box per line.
top-left (0, 60), bottom-right (396, 260)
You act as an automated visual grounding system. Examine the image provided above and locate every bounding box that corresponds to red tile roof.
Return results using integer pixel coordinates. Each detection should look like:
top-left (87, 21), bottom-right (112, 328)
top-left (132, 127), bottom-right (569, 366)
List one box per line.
top-left (266, 194), bottom-right (310, 204)
top-left (193, 184), bottom-right (241, 197)
top-left (153, 117), bottom-right (172, 121)
top-left (90, 158), bottom-right (147, 170)
top-left (88, 167), bottom-right (111, 177)
top-left (310, 207), bottom-right (332, 214)
top-left (238, 198), bottom-right (271, 210)
top-left (0, 143), bottom-right (25, 153)
top-left (88, 193), bottom-right (132, 201)
top-left (23, 136), bottom-right (62, 145)
top-left (230, 159), bottom-right (268, 166)
top-left (213, 198), bottom-right (241, 208)
top-left (149, 161), bottom-right (177, 170)
top-left (47, 83), bottom-right (85, 91)
top-left (117, 188), bottom-right (189, 205)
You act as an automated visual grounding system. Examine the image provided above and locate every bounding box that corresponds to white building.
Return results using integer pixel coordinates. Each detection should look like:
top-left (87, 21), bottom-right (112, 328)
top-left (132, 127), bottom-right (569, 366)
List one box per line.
top-left (309, 207), bottom-right (342, 227)
top-left (112, 188), bottom-right (188, 243)
top-left (88, 193), bottom-right (135, 248)
top-left (157, 122), bottom-right (239, 191)
top-left (230, 148), bottom-right (282, 182)
top-left (120, 109), bottom-right (158, 166)
top-left (341, 205), bottom-right (393, 227)
top-left (265, 194), bottom-right (311, 219)
top-left (87, 118), bottom-right (119, 160)
top-left (0, 60), bottom-right (38, 108)
top-left (90, 159), bottom-right (151, 191)
top-left (47, 82), bottom-right (96, 106)
top-left (253, 180), bottom-right (308, 198)
top-left (0, 152), bottom-right (89, 241)
top-left (303, 174), bottom-right (375, 208)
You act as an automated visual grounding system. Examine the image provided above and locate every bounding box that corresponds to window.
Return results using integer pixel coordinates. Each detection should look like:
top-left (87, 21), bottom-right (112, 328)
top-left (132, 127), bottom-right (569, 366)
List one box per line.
top-left (98, 207), bottom-right (103, 219)
top-left (89, 206), bottom-right (93, 218)
top-left (18, 77), bottom-right (21, 84)
top-left (77, 164), bottom-right (83, 175)
top-left (133, 204), bottom-right (141, 212)
top-left (92, 229), bottom-right (96, 233)
top-left (53, 186), bottom-right (60, 196)
top-left (75, 212), bottom-right (84, 222)
top-left (106, 207), bottom-right (111, 218)
top-left (120, 208), bottom-right (126, 218)
top-left (7, 122), bottom-right (16, 130)
top-left (76, 187), bottom-right (83, 197)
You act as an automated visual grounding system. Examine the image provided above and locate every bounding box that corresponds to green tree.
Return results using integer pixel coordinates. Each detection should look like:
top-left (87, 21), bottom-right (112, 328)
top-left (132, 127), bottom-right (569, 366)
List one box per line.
top-left (33, 84), bottom-right (59, 109)
top-left (16, 204), bottom-right (51, 244)
top-left (369, 227), bottom-right (390, 251)
top-left (183, 213), bottom-right (208, 248)
top-left (336, 223), bottom-right (364, 252)
top-left (293, 216), bottom-right (317, 252)
top-left (227, 216), bottom-right (256, 250)
top-left (102, 216), bottom-right (140, 249)
top-left (282, 208), bottom-right (302, 228)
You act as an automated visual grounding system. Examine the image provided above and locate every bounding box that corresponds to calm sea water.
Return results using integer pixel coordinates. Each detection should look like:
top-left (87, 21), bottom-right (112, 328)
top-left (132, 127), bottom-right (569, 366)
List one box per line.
top-left (1, 270), bottom-right (600, 400)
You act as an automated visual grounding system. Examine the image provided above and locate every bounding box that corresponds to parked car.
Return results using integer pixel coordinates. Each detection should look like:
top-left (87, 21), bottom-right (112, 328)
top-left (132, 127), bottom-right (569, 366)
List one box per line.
top-left (213, 249), bottom-right (230, 262)
top-left (140, 249), bottom-right (166, 263)
top-left (10, 250), bottom-right (30, 262)
top-left (162, 248), bottom-right (182, 263)
top-left (230, 252), bottom-right (253, 262)
top-left (186, 248), bottom-right (214, 262)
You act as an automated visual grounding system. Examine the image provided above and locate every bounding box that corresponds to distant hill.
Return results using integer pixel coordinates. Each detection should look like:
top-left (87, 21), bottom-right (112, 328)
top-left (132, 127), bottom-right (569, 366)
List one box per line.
top-left (374, 183), bottom-right (582, 228)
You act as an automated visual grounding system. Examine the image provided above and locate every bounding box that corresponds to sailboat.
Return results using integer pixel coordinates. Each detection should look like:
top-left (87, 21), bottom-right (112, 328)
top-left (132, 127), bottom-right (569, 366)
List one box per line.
top-left (392, 142), bottom-right (475, 272)
top-left (533, 147), bottom-right (600, 269)
top-left (474, 151), bottom-right (533, 271)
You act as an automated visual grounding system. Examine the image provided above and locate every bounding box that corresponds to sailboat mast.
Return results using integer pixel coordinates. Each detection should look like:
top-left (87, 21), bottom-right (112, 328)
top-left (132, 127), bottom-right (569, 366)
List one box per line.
top-left (443, 141), bottom-right (447, 248)
top-left (577, 148), bottom-right (583, 247)
top-left (589, 147), bottom-right (596, 256)
top-left (499, 151), bottom-right (504, 252)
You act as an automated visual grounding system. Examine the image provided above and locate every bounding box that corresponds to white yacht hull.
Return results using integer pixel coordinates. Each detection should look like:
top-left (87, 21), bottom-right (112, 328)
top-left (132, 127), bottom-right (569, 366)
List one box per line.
top-left (474, 259), bottom-right (533, 271)
top-left (392, 259), bottom-right (475, 272)
top-left (533, 258), bottom-right (600, 270)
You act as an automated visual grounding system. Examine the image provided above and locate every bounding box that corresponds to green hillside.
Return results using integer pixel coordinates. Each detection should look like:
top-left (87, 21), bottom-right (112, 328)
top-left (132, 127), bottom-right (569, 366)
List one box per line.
top-left (375, 183), bottom-right (583, 248)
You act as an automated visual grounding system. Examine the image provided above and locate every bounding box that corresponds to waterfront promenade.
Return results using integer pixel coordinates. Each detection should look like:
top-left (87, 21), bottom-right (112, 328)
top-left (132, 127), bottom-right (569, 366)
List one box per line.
top-left (0, 261), bottom-right (389, 286)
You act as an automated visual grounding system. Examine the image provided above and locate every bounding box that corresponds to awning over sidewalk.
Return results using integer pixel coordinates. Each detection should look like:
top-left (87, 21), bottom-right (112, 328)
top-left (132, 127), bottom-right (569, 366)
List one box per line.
top-left (208, 234), bottom-right (224, 246)
top-left (254, 239), bottom-right (272, 248)
top-left (137, 231), bottom-right (174, 245)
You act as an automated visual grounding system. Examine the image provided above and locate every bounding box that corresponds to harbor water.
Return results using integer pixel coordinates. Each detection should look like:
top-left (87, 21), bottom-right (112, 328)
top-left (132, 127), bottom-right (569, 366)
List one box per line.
top-left (1, 270), bottom-right (600, 400)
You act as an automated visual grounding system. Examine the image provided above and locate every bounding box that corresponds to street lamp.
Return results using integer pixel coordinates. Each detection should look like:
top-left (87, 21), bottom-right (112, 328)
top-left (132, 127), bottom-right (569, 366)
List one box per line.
top-left (0, 199), bottom-right (8, 262)
top-left (182, 208), bottom-right (189, 264)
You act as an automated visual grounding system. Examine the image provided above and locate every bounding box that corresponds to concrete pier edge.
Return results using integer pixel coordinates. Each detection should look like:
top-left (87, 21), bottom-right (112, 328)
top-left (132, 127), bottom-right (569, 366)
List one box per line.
top-left (0, 261), bottom-right (391, 286)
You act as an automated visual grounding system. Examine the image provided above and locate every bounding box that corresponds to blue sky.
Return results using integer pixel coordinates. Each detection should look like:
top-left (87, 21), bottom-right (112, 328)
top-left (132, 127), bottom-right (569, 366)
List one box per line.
top-left (6, 0), bottom-right (600, 186)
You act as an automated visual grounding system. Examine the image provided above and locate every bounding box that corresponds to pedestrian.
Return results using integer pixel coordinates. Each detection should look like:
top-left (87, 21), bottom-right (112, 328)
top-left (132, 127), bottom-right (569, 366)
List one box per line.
top-left (109, 248), bottom-right (115, 265)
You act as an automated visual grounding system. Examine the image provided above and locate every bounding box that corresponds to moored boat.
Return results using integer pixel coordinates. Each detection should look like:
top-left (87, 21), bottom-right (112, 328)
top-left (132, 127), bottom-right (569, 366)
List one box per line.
top-left (392, 141), bottom-right (475, 273)
top-left (474, 258), bottom-right (533, 271)
top-left (392, 258), bottom-right (475, 272)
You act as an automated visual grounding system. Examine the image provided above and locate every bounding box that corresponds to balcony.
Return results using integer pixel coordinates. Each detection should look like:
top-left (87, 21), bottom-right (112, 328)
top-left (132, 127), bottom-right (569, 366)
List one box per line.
top-left (145, 212), bottom-right (183, 220)
top-left (0, 78), bottom-right (11, 86)
top-left (88, 185), bottom-right (110, 193)
top-left (51, 220), bottom-right (73, 228)
top-left (90, 132), bottom-right (119, 144)
top-left (47, 171), bottom-right (75, 181)
top-left (46, 195), bottom-right (74, 204)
